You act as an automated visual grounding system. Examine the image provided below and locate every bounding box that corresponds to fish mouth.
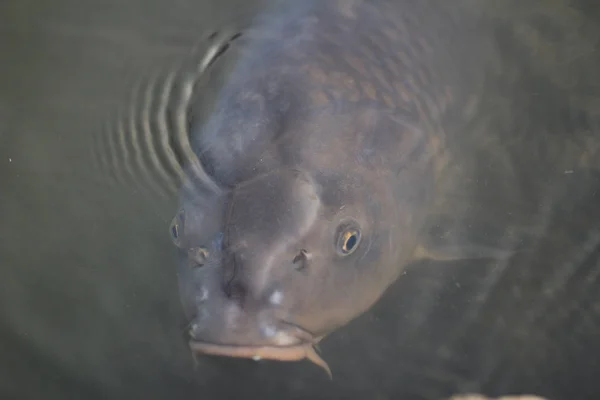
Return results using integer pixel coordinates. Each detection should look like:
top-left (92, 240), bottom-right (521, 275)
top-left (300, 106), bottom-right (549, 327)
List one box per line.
top-left (188, 321), bottom-right (332, 378)
top-left (189, 340), bottom-right (332, 378)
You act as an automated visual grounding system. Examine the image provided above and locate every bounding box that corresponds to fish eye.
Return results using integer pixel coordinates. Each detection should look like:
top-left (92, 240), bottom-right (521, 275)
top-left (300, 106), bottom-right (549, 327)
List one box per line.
top-left (335, 222), bottom-right (361, 256)
top-left (170, 209), bottom-right (185, 247)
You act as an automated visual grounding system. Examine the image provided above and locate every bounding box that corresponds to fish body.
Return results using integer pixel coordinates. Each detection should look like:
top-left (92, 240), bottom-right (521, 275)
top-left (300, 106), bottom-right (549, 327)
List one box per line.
top-left (171, 0), bottom-right (600, 377)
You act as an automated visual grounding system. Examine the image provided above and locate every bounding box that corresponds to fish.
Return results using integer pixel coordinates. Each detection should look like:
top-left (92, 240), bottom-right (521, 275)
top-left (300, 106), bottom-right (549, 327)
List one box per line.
top-left (170, 0), bottom-right (600, 378)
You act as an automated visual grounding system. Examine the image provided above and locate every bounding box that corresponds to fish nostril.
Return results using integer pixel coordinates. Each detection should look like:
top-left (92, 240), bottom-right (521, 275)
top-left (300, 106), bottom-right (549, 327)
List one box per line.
top-left (224, 280), bottom-right (247, 304)
top-left (189, 247), bottom-right (209, 267)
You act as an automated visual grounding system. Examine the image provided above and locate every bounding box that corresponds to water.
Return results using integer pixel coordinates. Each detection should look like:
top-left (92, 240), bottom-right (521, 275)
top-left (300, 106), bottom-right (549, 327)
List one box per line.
top-left (1, 0), bottom-right (600, 399)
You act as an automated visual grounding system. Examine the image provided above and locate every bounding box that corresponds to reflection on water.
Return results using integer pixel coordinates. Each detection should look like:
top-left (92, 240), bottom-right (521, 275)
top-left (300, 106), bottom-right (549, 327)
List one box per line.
top-left (1, 0), bottom-right (600, 399)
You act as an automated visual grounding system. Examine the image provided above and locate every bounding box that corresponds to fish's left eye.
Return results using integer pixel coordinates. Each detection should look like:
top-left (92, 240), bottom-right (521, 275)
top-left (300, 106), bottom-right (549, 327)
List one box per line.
top-left (335, 222), bottom-right (361, 256)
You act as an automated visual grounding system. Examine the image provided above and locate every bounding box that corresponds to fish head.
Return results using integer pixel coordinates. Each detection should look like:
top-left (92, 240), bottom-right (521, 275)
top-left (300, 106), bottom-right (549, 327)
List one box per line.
top-left (170, 15), bottom-right (437, 375)
top-left (171, 95), bottom-right (434, 377)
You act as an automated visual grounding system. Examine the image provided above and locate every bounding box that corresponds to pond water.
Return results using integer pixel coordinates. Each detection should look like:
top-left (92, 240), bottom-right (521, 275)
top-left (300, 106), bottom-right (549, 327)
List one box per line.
top-left (1, 1), bottom-right (600, 399)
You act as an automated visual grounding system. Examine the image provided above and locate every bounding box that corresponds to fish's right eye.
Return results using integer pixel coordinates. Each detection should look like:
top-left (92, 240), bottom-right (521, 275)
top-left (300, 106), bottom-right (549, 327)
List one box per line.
top-left (170, 209), bottom-right (185, 247)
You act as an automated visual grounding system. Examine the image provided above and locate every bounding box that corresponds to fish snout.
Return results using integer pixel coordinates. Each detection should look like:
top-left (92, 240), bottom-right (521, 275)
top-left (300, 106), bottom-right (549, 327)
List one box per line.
top-left (188, 306), bottom-right (303, 348)
top-left (183, 267), bottom-right (331, 377)
top-left (185, 269), bottom-right (300, 347)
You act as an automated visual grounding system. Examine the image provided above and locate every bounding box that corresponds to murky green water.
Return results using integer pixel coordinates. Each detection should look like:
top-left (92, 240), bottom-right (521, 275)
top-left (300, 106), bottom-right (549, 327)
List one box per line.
top-left (1, 1), bottom-right (600, 399)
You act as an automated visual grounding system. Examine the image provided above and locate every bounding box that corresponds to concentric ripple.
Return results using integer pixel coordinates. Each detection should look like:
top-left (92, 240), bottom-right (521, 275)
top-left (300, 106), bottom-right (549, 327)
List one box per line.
top-left (89, 29), bottom-right (243, 205)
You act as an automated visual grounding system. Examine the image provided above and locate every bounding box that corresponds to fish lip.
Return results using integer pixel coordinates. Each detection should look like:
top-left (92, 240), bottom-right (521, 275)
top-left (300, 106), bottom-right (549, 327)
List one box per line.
top-left (188, 335), bottom-right (332, 378)
top-left (189, 339), bottom-right (314, 362)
